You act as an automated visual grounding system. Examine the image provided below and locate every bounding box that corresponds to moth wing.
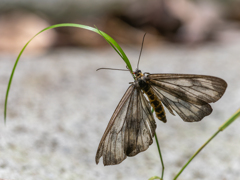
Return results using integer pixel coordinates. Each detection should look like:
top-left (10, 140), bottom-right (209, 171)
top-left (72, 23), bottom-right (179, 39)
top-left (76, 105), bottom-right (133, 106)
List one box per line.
top-left (124, 86), bottom-right (156, 157)
top-left (148, 74), bottom-right (227, 122)
top-left (148, 74), bottom-right (227, 105)
top-left (151, 85), bottom-right (212, 122)
top-left (95, 85), bottom-right (156, 166)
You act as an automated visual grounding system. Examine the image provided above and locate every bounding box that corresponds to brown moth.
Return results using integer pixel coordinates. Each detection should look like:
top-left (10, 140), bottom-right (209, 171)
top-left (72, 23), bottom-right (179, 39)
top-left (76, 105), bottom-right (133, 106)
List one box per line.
top-left (95, 36), bottom-right (227, 166)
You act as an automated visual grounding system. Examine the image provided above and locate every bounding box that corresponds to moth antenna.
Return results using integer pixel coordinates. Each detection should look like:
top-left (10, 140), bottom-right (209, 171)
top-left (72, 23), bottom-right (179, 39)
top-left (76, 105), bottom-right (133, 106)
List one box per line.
top-left (137, 33), bottom-right (147, 70)
top-left (96, 68), bottom-right (129, 71)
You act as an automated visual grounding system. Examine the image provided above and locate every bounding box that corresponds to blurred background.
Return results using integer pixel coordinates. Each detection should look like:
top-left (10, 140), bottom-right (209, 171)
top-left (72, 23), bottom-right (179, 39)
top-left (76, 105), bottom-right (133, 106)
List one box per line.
top-left (0, 0), bottom-right (240, 180)
top-left (1, 0), bottom-right (240, 54)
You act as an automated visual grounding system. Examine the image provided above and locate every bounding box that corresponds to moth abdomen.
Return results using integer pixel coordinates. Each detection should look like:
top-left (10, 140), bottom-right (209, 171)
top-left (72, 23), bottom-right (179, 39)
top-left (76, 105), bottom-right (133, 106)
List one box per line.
top-left (138, 79), bottom-right (166, 123)
top-left (146, 88), bottom-right (166, 123)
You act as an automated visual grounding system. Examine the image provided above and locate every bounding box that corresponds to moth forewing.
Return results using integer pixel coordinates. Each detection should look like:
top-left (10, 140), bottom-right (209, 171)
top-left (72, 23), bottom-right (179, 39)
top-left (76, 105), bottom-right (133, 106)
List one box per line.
top-left (96, 84), bottom-right (156, 166)
top-left (124, 88), bottom-right (156, 156)
top-left (148, 74), bottom-right (227, 104)
top-left (95, 85), bottom-right (135, 165)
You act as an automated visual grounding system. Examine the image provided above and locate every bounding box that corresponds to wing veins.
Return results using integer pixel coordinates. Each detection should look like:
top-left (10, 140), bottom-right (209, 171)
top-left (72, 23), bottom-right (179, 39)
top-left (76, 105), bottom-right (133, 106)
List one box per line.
top-left (177, 101), bottom-right (202, 119)
top-left (181, 86), bottom-right (213, 100)
top-left (170, 100), bottom-right (202, 121)
top-left (156, 87), bottom-right (211, 121)
top-left (139, 91), bottom-right (153, 137)
top-left (151, 85), bottom-right (175, 115)
top-left (156, 79), bottom-right (221, 92)
top-left (138, 92), bottom-right (145, 150)
top-left (156, 80), bottom-right (211, 96)
top-left (96, 85), bottom-right (135, 165)
top-left (150, 80), bottom-right (219, 105)
top-left (112, 86), bottom-right (135, 135)
top-left (158, 89), bottom-right (201, 118)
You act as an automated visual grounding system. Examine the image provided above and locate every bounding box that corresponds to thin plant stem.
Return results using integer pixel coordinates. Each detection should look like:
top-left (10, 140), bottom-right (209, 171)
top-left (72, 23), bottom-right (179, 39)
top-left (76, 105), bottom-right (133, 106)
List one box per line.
top-left (174, 109), bottom-right (240, 180)
top-left (155, 133), bottom-right (164, 180)
top-left (151, 108), bottom-right (164, 180)
top-left (173, 130), bottom-right (220, 180)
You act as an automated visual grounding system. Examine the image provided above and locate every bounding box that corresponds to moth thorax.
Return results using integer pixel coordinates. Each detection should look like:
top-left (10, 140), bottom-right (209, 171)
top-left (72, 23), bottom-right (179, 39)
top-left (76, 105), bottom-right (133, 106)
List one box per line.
top-left (138, 78), bottom-right (148, 90)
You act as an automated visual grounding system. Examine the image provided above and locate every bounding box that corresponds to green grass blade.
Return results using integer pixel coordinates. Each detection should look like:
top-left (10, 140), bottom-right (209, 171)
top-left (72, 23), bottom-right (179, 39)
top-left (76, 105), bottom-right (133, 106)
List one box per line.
top-left (219, 109), bottom-right (240, 131)
top-left (173, 130), bottom-right (220, 180)
top-left (148, 176), bottom-right (162, 180)
top-left (4, 23), bottom-right (132, 122)
top-left (174, 109), bottom-right (240, 180)
top-left (94, 25), bottom-right (124, 60)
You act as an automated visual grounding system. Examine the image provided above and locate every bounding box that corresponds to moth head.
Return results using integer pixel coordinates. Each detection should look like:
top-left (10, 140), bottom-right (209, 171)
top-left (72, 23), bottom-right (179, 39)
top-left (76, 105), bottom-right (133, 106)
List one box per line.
top-left (134, 69), bottom-right (143, 78)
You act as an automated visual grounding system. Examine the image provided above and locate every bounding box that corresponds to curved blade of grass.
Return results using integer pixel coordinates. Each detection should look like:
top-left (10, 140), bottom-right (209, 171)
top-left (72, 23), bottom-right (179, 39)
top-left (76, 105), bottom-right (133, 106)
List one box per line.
top-left (95, 26), bottom-right (135, 79)
top-left (4, 23), bottom-right (132, 123)
top-left (173, 109), bottom-right (240, 180)
top-left (94, 25), bottom-right (123, 60)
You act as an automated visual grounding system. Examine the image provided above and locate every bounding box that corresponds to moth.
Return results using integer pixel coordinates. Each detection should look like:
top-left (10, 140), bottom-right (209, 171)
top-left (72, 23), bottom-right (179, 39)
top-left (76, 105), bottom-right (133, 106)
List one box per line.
top-left (95, 36), bottom-right (227, 166)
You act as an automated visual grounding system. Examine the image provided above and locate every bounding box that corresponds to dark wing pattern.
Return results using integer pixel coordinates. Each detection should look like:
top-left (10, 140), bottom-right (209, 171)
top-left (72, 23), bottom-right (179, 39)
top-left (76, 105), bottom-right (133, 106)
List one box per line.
top-left (96, 85), bottom-right (156, 166)
top-left (148, 74), bottom-right (227, 122)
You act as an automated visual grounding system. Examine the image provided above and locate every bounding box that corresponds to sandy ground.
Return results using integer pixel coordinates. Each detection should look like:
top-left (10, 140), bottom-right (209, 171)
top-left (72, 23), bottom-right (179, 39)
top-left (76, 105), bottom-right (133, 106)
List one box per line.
top-left (0, 42), bottom-right (240, 180)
